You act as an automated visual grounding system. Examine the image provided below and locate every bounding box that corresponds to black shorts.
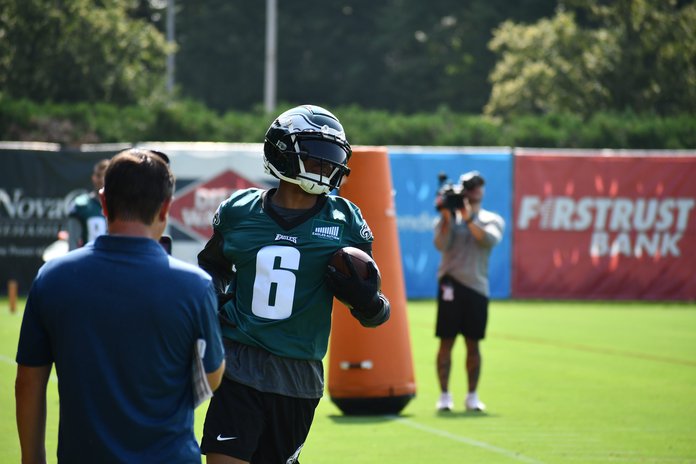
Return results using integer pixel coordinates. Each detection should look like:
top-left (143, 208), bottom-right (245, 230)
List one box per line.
top-left (201, 377), bottom-right (320, 463)
top-left (436, 276), bottom-right (488, 340)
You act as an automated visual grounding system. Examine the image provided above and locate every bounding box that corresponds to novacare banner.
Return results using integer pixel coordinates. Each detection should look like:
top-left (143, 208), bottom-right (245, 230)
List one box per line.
top-left (0, 145), bottom-right (121, 294)
top-left (513, 149), bottom-right (696, 300)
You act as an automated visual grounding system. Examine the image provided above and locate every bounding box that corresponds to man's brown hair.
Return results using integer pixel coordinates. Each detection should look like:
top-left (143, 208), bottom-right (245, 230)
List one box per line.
top-left (103, 149), bottom-right (175, 225)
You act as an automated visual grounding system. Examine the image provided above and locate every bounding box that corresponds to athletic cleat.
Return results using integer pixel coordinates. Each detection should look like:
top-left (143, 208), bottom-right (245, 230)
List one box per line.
top-left (436, 392), bottom-right (454, 411)
top-left (465, 392), bottom-right (486, 411)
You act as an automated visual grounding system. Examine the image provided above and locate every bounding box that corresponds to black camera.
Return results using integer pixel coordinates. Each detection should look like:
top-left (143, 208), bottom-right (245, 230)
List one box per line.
top-left (435, 171), bottom-right (485, 212)
top-left (436, 173), bottom-right (465, 211)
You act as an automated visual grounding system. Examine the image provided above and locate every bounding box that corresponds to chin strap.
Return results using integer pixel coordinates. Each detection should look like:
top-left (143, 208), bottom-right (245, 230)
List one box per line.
top-left (298, 177), bottom-right (330, 195)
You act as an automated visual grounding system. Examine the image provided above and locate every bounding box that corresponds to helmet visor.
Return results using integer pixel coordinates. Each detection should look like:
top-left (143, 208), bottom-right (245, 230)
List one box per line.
top-left (297, 140), bottom-right (349, 165)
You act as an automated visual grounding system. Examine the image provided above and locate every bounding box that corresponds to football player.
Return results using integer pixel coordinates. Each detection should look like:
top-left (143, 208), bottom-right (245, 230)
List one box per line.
top-left (198, 104), bottom-right (390, 464)
top-left (65, 158), bottom-right (109, 250)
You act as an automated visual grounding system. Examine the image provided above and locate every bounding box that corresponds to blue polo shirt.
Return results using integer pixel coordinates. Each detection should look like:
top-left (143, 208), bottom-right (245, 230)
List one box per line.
top-left (17, 235), bottom-right (224, 464)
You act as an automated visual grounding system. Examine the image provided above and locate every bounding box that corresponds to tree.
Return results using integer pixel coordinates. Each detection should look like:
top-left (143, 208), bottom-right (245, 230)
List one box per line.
top-left (485, 0), bottom-right (696, 117)
top-left (370, 0), bottom-right (557, 113)
top-left (589, 0), bottom-right (696, 114)
top-left (0, 0), bottom-right (170, 104)
top-left (174, 0), bottom-right (557, 113)
top-left (485, 11), bottom-right (616, 116)
top-left (175, 0), bottom-right (266, 112)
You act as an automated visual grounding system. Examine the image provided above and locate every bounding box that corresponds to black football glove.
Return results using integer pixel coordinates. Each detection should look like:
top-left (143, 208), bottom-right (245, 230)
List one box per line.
top-left (326, 252), bottom-right (382, 317)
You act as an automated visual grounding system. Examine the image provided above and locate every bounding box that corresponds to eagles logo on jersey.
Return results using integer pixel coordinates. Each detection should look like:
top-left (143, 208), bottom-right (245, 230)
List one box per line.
top-left (360, 223), bottom-right (373, 241)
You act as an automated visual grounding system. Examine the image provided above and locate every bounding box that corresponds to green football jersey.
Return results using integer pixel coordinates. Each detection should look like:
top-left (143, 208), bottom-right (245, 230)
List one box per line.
top-left (68, 193), bottom-right (107, 245)
top-left (214, 188), bottom-right (373, 361)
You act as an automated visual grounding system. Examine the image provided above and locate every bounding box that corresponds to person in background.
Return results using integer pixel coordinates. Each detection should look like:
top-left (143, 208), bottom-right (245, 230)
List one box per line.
top-left (16, 148), bottom-right (225, 463)
top-left (65, 158), bottom-right (110, 250)
top-left (433, 171), bottom-right (504, 412)
top-left (198, 104), bottom-right (390, 464)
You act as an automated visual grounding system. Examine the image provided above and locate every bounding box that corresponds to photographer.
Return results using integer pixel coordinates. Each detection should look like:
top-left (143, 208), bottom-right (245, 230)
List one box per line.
top-left (433, 171), bottom-right (504, 412)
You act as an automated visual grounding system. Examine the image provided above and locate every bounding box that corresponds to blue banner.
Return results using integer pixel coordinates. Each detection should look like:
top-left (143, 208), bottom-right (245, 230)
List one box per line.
top-left (388, 147), bottom-right (513, 299)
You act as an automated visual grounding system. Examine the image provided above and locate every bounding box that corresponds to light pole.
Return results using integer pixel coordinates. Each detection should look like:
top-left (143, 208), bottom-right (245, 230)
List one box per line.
top-left (166, 0), bottom-right (175, 94)
top-left (264, 0), bottom-right (277, 113)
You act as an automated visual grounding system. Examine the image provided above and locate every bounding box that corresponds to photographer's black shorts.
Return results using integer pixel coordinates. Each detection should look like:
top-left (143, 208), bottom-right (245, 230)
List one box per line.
top-left (201, 377), bottom-right (319, 463)
top-left (436, 276), bottom-right (488, 340)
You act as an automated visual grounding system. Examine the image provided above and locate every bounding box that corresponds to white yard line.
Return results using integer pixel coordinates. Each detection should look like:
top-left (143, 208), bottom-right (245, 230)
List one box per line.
top-left (388, 416), bottom-right (544, 464)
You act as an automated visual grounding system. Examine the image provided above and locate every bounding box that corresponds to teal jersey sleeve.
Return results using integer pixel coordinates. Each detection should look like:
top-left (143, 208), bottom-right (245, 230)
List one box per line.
top-left (213, 188), bottom-right (264, 235)
top-left (215, 190), bottom-right (374, 361)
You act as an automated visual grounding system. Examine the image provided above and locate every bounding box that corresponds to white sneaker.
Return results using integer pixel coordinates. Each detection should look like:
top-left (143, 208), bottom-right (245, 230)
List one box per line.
top-left (465, 392), bottom-right (486, 411)
top-left (436, 392), bottom-right (454, 411)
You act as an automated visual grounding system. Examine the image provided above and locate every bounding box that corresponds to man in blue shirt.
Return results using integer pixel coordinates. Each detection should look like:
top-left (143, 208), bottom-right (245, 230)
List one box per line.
top-left (15, 148), bottom-right (225, 464)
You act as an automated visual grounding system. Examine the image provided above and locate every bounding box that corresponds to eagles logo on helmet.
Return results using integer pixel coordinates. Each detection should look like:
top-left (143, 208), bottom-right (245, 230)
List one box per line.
top-left (264, 105), bottom-right (352, 195)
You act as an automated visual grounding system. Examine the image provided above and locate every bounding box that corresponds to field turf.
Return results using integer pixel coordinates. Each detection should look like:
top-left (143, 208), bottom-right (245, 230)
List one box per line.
top-left (1, 297), bottom-right (694, 463)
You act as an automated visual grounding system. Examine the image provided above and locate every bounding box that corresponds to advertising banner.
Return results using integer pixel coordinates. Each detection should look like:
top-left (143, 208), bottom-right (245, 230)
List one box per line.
top-left (513, 150), bottom-right (696, 300)
top-left (388, 147), bottom-right (513, 299)
top-left (0, 143), bottom-right (275, 295)
top-left (135, 142), bottom-right (276, 265)
top-left (0, 145), bottom-right (120, 295)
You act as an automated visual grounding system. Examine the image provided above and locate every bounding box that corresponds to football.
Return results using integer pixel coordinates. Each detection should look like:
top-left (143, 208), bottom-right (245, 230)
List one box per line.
top-left (329, 247), bottom-right (375, 280)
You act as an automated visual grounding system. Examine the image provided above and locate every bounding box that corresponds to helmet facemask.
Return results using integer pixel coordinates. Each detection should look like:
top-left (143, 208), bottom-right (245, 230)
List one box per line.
top-left (265, 137), bottom-right (351, 194)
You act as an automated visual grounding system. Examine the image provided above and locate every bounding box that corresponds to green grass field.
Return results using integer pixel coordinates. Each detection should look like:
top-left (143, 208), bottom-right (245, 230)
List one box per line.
top-left (1, 297), bottom-right (695, 463)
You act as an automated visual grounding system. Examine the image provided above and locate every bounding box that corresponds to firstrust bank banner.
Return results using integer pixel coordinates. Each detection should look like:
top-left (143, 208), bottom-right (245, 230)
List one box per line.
top-left (513, 150), bottom-right (696, 300)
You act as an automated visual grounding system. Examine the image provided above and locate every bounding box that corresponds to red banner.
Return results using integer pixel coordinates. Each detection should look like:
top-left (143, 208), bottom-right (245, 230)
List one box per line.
top-left (513, 150), bottom-right (696, 300)
top-left (169, 170), bottom-right (261, 241)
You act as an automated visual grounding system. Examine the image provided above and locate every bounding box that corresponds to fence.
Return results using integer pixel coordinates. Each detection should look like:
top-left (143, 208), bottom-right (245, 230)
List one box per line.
top-left (2, 142), bottom-right (694, 300)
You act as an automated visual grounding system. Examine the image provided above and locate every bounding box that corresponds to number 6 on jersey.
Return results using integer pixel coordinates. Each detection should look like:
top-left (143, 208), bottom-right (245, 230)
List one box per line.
top-left (251, 246), bottom-right (300, 319)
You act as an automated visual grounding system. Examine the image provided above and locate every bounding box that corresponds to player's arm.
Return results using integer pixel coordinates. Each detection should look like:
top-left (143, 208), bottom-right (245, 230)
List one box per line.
top-left (16, 363), bottom-right (52, 464)
top-left (206, 362), bottom-right (225, 391)
top-left (197, 230), bottom-right (235, 297)
top-left (198, 230), bottom-right (238, 329)
top-left (327, 244), bottom-right (390, 328)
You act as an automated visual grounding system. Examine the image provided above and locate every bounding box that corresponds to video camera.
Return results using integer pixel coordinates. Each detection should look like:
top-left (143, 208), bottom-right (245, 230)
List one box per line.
top-left (435, 171), bottom-right (485, 212)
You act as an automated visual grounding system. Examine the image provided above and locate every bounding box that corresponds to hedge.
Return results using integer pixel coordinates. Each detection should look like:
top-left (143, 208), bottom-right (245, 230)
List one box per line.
top-left (1, 95), bottom-right (694, 149)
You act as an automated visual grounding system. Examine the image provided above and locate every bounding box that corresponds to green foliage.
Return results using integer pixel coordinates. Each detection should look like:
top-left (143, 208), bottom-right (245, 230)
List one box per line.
top-left (219, 108), bottom-right (269, 143)
top-left (593, 0), bottom-right (696, 115)
top-left (2, 0), bottom-right (694, 120)
top-left (144, 100), bottom-right (223, 141)
top-left (175, 0), bottom-right (557, 114)
top-left (338, 106), bottom-right (501, 146)
top-left (487, 0), bottom-right (696, 117)
top-left (0, 0), bottom-right (170, 105)
top-left (500, 112), bottom-right (585, 148)
top-left (1, 96), bottom-right (694, 149)
top-left (579, 111), bottom-right (696, 149)
top-left (486, 12), bottom-right (616, 117)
